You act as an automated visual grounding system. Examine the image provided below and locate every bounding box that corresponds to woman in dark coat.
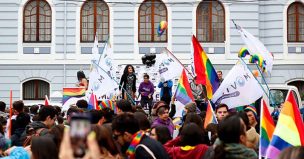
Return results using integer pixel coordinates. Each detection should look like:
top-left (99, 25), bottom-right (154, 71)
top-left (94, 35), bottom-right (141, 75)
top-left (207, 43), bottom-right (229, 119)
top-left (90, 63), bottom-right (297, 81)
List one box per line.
top-left (119, 65), bottom-right (136, 103)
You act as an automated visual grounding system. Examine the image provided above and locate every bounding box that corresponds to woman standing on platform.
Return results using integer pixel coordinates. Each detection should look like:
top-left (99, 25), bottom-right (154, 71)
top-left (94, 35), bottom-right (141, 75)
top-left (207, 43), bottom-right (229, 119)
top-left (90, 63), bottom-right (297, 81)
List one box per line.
top-left (76, 71), bottom-right (88, 90)
top-left (119, 65), bottom-right (136, 103)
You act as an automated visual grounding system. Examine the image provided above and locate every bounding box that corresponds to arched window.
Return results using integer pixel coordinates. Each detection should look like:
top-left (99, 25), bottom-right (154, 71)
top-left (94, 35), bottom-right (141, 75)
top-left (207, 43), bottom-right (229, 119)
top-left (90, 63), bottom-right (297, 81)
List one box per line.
top-left (81, 0), bottom-right (109, 42)
top-left (196, 0), bottom-right (225, 42)
top-left (23, 0), bottom-right (52, 42)
top-left (287, 2), bottom-right (304, 42)
top-left (138, 0), bottom-right (167, 42)
top-left (23, 80), bottom-right (50, 100)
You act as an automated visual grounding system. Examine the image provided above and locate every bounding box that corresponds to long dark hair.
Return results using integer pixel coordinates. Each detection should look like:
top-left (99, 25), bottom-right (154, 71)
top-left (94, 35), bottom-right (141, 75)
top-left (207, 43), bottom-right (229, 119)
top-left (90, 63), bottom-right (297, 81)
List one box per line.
top-left (214, 115), bottom-right (246, 159)
top-left (31, 136), bottom-right (59, 159)
top-left (123, 65), bottom-right (135, 76)
top-left (153, 125), bottom-right (172, 144)
top-left (77, 71), bottom-right (86, 81)
top-left (180, 123), bottom-right (205, 146)
top-left (134, 112), bottom-right (150, 131)
top-left (238, 111), bottom-right (250, 131)
top-left (48, 125), bottom-right (65, 149)
top-left (91, 125), bottom-right (121, 156)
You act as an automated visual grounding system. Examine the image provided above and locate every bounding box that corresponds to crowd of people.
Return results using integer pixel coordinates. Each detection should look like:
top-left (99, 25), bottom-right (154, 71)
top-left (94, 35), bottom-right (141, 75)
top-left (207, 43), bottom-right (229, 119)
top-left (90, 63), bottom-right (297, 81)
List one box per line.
top-left (0, 65), bottom-right (302, 159)
top-left (0, 99), bottom-right (302, 158)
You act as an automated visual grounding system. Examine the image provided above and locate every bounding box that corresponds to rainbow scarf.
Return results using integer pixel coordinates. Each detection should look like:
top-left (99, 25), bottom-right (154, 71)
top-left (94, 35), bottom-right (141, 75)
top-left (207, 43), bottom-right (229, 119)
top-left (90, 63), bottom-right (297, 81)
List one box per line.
top-left (126, 131), bottom-right (145, 159)
top-left (192, 35), bottom-right (219, 99)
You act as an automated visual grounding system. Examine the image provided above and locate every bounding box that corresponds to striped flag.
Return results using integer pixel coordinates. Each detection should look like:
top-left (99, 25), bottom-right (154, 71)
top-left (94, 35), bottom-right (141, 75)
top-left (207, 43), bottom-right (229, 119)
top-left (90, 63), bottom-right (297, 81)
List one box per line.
top-left (174, 69), bottom-right (195, 105)
top-left (204, 100), bottom-right (218, 128)
top-left (62, 88), bottom-right (86, 105)
top-left (266, 91), bottom-right (304, 158)
top-left (98, 100), bottom-right (117, 113)
top-left (192, 35), bottom-right (219, 99)
top-left (88, 93), bottom-right (98, 110)
top-left (259, 99), bottom-right (275, 157)
top-left (44, 95), bottom-right (50, 106)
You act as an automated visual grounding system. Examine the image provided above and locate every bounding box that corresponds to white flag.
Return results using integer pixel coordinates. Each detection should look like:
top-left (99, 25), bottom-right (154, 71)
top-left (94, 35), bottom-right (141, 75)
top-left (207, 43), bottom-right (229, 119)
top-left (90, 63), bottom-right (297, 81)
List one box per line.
top-left (211, 63), bottom-right (263, 108)
top-left (87, 66), bottom-right (118, 100)
top-left (92, 34), bottom-right (100, 63)
top-left (157, 50), bottom-right (183, 81)
top-left (98, 41), bottom-right (117, 78)
top-left (62, 96), bottom-right (86, 111)
top-left (237, 26), bottom-right (274, 74)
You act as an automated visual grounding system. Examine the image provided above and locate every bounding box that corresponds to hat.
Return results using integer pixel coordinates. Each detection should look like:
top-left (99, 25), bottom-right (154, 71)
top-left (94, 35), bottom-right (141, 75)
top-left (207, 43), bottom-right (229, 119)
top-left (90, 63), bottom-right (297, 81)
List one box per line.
top-left (152, 101), bottom-right (169, 115)
top-left (244, 105), bottom-right (257, 119)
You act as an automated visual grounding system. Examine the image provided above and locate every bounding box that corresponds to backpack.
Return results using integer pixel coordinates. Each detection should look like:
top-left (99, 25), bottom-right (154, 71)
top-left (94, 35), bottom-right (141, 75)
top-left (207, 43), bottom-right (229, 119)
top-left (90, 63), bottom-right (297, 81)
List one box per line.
top-left (23, 127), bottom-right (48, 147)
top-left (135, 144), bottom-right (156, 159)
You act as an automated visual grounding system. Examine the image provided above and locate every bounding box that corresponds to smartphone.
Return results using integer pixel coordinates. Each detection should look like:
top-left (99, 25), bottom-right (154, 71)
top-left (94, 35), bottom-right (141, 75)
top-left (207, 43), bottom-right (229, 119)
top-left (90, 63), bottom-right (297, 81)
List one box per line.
top-left (70, 113), bottom-right (91, 158)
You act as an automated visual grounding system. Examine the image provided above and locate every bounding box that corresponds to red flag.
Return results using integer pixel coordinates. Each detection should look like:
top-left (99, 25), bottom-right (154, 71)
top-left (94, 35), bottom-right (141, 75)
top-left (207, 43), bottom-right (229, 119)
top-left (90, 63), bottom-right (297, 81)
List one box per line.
top-left (94, 95), bottom-right (100, 110)
top-left (44, 95), bottom-right (50, 106)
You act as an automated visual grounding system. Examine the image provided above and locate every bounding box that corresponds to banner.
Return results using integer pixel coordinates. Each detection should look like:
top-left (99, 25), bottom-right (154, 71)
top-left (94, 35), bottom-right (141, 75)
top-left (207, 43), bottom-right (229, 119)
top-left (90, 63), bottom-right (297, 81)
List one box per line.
top-left (211, 63), bottom-right (263, 108)
top-left (157, 51), bottom-right (183, 82)
top-left (97, 41), bottom-right (117, 78)
top-left (87, 66), bottom-right (118, 100)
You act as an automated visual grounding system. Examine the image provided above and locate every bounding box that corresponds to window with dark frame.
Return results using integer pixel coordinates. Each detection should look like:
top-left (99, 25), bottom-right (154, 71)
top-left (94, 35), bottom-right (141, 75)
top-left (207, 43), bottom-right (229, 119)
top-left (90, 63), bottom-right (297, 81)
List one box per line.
top-left (287, 2), bottom-right (304, 42)
top-left (81, 0), bottom-right (109, 42)
top-left (23, 0), bottom-right (52, 42)
top-left (196, 0), bottom-right (225, 42)
top-left (138, 0), bottom-right (167, 42)
top-left (23, 80), bottom-right (50, 100)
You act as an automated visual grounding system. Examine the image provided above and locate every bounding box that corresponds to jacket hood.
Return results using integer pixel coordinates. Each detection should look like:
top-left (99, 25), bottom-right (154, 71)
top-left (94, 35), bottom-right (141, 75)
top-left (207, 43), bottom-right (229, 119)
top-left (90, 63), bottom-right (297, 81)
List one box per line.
top-left (26, 121), bottom-right (48, 130)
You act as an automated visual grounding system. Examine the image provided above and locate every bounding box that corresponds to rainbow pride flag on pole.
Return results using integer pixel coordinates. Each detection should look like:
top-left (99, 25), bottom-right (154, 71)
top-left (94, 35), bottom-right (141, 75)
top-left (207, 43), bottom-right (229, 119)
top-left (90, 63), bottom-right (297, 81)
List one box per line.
top-left (174, 69), bottom-right (195, 105)
top-left (88, 93), bottom-right (98, 110)
top-left (62, 88), bottom-right (86, 105)
top-left (192, 35), bottom-right (219, 99)
top-left (98, 100), bottom-right (117, 113)
top-left (204, 100), bottom-right (218, 128)
top-left (266, 91), bottom-right (304, 158)
top-left (259, 99), bottom-right (275, 157)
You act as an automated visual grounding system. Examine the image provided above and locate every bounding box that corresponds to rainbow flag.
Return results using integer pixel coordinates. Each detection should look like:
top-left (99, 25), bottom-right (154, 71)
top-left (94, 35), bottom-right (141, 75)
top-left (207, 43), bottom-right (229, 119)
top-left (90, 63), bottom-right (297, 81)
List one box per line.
top-left (259, 99), bottom-right (275, 157)
top-left (98, 100), bottom-right (117, 113)
top-left (266, 91), bottom-right (304, 158)
top-left (174, 69), bottom-right (195, 105)
top-left (88, 93), bottom-right (98, 110)
top-left (192, 35), bottom-right (219, 99)
top-left (62, 88), bottom-right (86, 105)
top-left (204, 100), bottom-right (218, 128)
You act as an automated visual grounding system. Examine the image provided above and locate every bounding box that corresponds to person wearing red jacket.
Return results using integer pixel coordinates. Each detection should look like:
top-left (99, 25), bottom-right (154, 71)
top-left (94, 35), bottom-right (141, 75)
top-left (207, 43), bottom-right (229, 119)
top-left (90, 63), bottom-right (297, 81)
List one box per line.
top-left (164, 123), bottom-right (209, 159)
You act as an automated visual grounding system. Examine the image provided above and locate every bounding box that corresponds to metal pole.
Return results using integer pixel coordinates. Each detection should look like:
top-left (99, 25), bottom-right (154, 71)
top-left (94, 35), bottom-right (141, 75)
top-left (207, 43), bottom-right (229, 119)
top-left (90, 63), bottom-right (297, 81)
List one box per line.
top-left (63, 1), bottom-right (67, 87)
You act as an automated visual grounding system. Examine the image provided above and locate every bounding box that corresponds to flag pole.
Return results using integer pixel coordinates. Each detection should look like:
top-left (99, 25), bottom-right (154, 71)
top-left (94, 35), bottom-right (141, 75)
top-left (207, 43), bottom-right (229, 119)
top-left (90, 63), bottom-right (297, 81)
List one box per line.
top-left (92, 61), bottom-right (136, 105)
top-left (97, 36), bottom-right (110, 65)
top-left (254, 64), bottom-right (275, 106)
